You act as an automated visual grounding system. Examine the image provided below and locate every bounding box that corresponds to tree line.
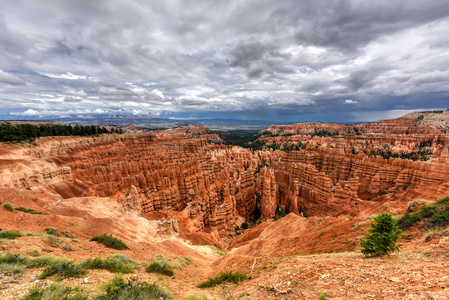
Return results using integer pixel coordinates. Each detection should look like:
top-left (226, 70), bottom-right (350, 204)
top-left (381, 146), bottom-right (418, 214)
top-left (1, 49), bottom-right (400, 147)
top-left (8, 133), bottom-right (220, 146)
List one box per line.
top-left (0, 122), bottom-right (123, 142)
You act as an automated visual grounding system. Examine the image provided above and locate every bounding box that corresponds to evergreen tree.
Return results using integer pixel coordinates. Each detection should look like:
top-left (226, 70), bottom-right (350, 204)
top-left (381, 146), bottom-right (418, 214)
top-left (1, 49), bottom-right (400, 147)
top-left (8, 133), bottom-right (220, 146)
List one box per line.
top-left (360, 212), bottom-right (402, 257)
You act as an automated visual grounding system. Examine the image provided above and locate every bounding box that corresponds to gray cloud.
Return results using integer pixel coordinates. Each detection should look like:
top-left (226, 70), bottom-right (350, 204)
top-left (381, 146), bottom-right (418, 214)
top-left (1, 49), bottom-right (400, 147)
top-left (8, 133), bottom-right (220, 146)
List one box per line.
top-left (0, 70), bottom-right (26, 86)
top-left (1, 0), bottom-right (449, 122)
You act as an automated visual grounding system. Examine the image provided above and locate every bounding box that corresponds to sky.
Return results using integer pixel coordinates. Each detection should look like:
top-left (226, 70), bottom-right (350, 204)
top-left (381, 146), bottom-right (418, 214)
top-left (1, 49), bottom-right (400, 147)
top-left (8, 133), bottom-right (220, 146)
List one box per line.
top-left (1, 0), bottom-right (449, 123)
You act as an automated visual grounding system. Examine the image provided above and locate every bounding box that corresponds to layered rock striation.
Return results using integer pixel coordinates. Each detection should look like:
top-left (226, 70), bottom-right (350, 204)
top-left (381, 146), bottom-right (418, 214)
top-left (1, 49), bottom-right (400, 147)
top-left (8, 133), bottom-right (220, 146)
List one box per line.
top-left (48, 133), bottom-right (259, 236)
top-left (255, 146), bottom-right (449, 219)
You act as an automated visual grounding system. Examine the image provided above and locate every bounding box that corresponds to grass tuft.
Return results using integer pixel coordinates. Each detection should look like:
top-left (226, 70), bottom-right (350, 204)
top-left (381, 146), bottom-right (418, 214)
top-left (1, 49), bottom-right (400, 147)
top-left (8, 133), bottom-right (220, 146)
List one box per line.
top-left (197, 271), bottom-right (247, 288)
top-left (47, 235), bottom-right (62, 248)
top-left (0, 263), bottom-right (26, 275)
top-left (80, 254), bottom-right (140, 273)
top-left (176, 255), bottom-right (196, 267)
top-left (38, 257), bottom-right (87, 279)
top-left (96, 275), bottom-right (171, 300)
top-left (28, 247), bottom-right (41, 257)
top-left (0, 253), bottom-right (30, 276)
top-left (21, 283), bottom-right (87, 300)
top-left (61, 230), bottom-right (75, 238)
top-left (0, 253), bottom-right (91, 280)
top-left (0, 230), bottom-right (23, 240)
top-left (146, 260), bottom-right (174, 276)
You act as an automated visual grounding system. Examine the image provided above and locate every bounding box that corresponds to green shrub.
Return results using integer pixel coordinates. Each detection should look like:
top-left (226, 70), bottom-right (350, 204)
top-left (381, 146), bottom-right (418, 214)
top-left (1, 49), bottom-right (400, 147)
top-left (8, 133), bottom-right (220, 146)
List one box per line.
top-left (90, 234), bottom-right (130, 250)
top-left (62, 242), bottom-right (74, 251)
top-left (16, 207), bottom-right (47, 215)
top-left (25, 232), bottom-right (45, 237)
top-left (3, 203), bottom-right (14, 212)
top-left (146, 261), bottom-right (174, 276)
top-left (197, 271), bottom-right (247, 288)
top-left (418, 205), bottom-right (438, 218)
top-left (241, 222), bottom-right (249, 229)
top-left (0, 230), bottom-right (24, 240)
top-left (80, 254), bottom-right (140, 273)
top-left (319, 292), bottom-right (327, 300)
top-left (61, 230), bottom-right (75, 238)
top-left (0, 262), bottom-right (26, 275)
top-left (436, 196), bottom-right (449, 206)
top-left (47, 235), bottom-right (62, 248)
top-left (0, 253), bottom-right (29, 275)
top-left (176, 256), bottom-right (194, 267)
top-left (45, 227), bottom-right (59, 236)
top-left (27, 255), bottom-right (61, 268)
top-left (360, 212), bottom-right (402, 257)
top-left (24, 255), bottom-right (86, 279)
top-left (0, 253), bottom-right (29, 265)
top-left (426, 209), bottom-right (449, 229)
top-left (21, 283), bottom-right (87, 300)
top-left (96, 275), bottom-right (171, 300)
top-left (0, 253), bottom-right (89, 280)
top-left (397, 212), bottom-right (422, 230)
top-left (397, 196), bottom-right (449, 230)
top-left (28, 247), bottom-right (41, 257)
top-left (38, 258), bottom-right (87, 279)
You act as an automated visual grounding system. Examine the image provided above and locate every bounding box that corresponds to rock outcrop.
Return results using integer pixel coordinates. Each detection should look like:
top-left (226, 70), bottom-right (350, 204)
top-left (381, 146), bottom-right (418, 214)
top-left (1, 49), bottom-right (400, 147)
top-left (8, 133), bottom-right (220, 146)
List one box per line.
top-left (119, 185), bottom-right (142, 213)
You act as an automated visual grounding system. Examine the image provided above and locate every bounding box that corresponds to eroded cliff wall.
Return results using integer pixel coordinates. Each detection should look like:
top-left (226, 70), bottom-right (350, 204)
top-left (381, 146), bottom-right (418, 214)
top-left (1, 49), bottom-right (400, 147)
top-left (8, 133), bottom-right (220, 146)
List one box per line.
top-left (47, 134), bottom-right (259, 236)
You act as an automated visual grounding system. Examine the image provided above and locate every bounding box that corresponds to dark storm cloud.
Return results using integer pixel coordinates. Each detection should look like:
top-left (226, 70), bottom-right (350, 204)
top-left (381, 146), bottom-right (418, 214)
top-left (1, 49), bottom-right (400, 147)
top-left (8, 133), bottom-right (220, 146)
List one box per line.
top-left (1, 0), bottom-right (449, 121)
top-left (282, 0), bottom-right (449, 51)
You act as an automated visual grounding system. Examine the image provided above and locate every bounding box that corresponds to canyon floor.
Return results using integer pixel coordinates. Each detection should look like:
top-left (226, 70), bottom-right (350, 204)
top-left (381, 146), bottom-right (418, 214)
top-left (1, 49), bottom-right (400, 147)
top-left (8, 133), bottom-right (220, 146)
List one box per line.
top-left (2, 110), bottom-right (449, 299)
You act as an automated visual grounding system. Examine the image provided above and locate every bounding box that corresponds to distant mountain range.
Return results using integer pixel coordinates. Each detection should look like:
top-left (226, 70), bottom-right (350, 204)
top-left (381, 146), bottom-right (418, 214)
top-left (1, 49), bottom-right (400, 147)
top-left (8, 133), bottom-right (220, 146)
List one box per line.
top-left (0, 114), bottom-right (364, 131)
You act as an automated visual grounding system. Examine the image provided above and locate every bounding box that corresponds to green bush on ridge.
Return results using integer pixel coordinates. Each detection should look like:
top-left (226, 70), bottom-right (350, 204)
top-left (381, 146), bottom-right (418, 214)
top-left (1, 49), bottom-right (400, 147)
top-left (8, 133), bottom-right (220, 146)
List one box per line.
top-left (90, 234), bottom-right (130, 250)
top-left (397, 196), bottom-right (449, 230)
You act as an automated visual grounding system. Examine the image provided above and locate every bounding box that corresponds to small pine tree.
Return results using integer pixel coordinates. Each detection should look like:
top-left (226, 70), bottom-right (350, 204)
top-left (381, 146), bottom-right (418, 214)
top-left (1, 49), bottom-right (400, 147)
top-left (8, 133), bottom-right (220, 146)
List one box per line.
top-left (360, 212), bottom-right (402, 257)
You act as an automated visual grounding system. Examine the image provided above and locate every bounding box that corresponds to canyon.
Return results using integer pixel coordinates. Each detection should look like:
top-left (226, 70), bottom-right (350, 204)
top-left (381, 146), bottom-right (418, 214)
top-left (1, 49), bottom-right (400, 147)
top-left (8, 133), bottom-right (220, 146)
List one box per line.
top-left (1, 110), bottom-right (449, 299)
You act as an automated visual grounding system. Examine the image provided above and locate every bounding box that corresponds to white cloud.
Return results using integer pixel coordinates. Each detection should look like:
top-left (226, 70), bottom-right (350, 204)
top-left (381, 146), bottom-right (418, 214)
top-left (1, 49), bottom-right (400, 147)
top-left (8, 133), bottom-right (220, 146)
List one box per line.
top-left (345, 99), bottom-right (358, 104)
top-left (38, 72), bottom-right (87, 80)
top-left (19, 109), bottom-right (39, 115)
top-left (151, 89), bottom-right (165, 99)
